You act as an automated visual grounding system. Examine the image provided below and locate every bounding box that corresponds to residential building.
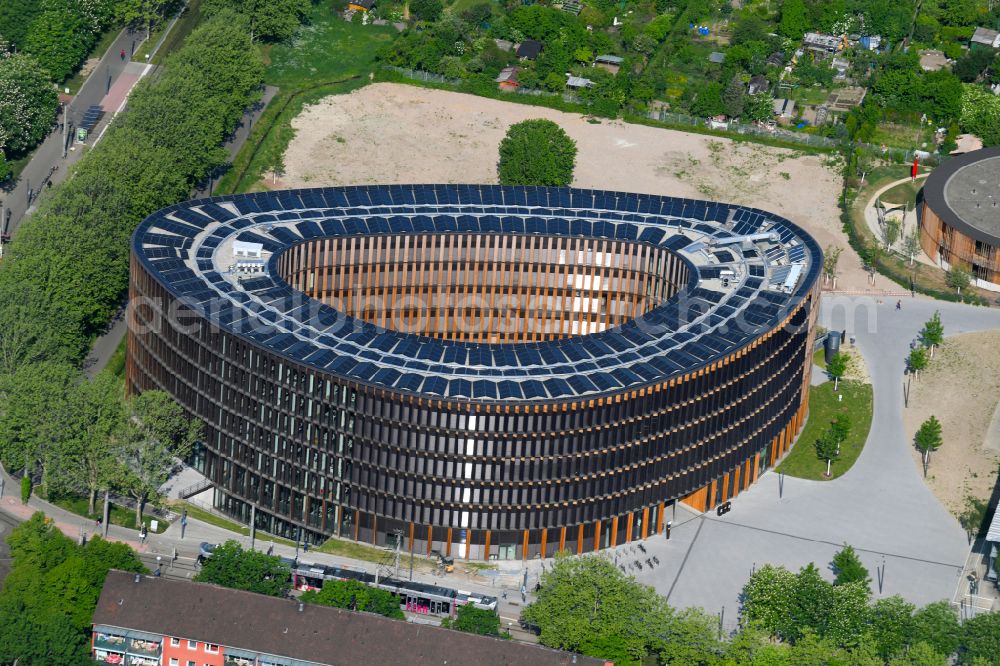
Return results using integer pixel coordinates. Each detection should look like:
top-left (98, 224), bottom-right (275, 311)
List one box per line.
top-left (747, 75), bottom-right (768, 95)
top-left (803, 32), bottom-right (842, 54)
top-left (92, 571), bottom-right (606, 666)
top-left (566, 74), bottom-right (594, 89)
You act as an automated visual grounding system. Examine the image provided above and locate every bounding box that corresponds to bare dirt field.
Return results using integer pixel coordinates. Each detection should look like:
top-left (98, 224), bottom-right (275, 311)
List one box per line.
top-left (280, 83), bottom-right (869, 291)
top-left (903, 331), bottom-right (1000, 516)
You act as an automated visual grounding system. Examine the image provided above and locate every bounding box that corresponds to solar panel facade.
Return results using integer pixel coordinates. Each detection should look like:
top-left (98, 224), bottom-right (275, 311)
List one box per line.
top-left (128, 185), bottom-right (821, 559)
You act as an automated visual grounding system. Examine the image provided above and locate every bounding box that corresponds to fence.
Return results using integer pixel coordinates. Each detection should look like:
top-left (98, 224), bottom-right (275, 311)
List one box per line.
top-left (385, 67), bottom-right (948, 165)
top-left (384, 66), bottom-right (582, 104)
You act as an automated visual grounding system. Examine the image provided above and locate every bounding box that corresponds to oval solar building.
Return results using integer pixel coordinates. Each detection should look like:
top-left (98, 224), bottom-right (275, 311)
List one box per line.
top-left (128, 185), bottom-right (821, 559)
top-left (921, 146), bottom-right (1000, 290)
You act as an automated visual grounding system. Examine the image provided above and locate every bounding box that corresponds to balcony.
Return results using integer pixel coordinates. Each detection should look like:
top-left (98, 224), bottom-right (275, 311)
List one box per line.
top-left (93, 632), bottom-right (127, 653)
top-left (126, 638), bottom-right (162, 659)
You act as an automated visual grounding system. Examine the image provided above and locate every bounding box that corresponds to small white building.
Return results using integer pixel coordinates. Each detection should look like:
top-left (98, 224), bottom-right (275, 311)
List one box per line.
top-left (566, 75), bottom-right (594, 89)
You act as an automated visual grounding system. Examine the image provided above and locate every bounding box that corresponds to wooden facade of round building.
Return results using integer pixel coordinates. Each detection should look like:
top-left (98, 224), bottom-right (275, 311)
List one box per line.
top-left (127, 185), bottom-right (821, 560)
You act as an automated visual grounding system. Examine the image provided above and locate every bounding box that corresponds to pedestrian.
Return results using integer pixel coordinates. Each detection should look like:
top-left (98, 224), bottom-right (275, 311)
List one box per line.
top-left (154, 564), bottom-right (161, 577)
top-left (120, 49), bottom-right (126, 61)
top-left (267, 544), bottom-right (274, 556)
top-left (896, 299), bottom-right (902, 310)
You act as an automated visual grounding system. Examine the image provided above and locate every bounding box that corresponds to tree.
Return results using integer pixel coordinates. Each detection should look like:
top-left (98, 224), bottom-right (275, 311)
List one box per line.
top-left (907, 347), bottom-right (928, 380)
top-left (441, 602), bottom-right (502, 636)
top-left (830, 414), bottom-right (851, 455)
top-left (743, 91), bottom-right (775, 123)
top-left (868, 595), bottom-right (916, 660)
top-left (194, 540), bottom-right (291, 596)
top-left (741, 564), bottom-right (797, 638)
top-left (690, 81), bottom-right (725, 118)
top-left (888, 641), bottom-right (948, 666)
top-left (118, 390), bottom-right (200, 525)
top-left (23, 8), bottom-right (92, 82)
top-left (815, 428), bottom-right (840, 477)
top-left (856, 150), bottom-right (876, 185)
top-left (881, 218), bottom-right (901, 250)
top-left (0, 0), bottom-right (44, 49)
top-left (656, 607), bottom-right (723, 665)
top-left (116, 0), bottom-right (169, 39)
top-left (0, 53), bottom-right (60, 155)
top-left (960, 84), bottom-right (1000, 147)
top-left (521, 554), bottom-right (672, 664)
top-left (60, 371), bottom-right (125, 515)
top-left (946, 266), bottom-right (971, 295)
top-left (823, 245), bottom-right (843, 288)
top-left (959, 611), bottom-right (1000, 665)
top-left (914, 415), bottom-right (942, 477)
top-left (827, 352), bottom-right (848, 391)
top-left (903, 229), bottom-right (921, 266)
top-left (301, 579), bottom-right (404, 619)
top-left (410, 0), bottom-right (443, 21)
top-left (202, 0), bottom-right (310, 42)
top-left (832, 545), bottom-right (870, 590)
top-left (778, 0), bottom-right (809, 39)
top-left (919, 311), bottom-right (944, 358)
top-left (723, 73), bottom-right (746, 119)
top-left (0, 512), bottom-right (144, 665)
top-left (911, 601), bottom-right (961, 658)
top-left (953, 49), bottom-right (996, 83)
top-left (497, 119), bottom-right (577, 187)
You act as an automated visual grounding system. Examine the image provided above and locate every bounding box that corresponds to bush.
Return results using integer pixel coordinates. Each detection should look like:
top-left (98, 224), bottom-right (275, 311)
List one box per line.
top-left (497, 119), bottom-right (577, 186)
top-left (20, 475), bottom-right (30, 504)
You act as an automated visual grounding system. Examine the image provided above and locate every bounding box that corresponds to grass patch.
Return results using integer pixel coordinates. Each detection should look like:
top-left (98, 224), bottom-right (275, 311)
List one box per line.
top-left (64, 26), bottom-right (124, 95)
top-left (789, 85), bottom-right (832, 106)
top-left (813, 348), bottom-right (827, 370)
top-left (169, 501), bottom-right (297, 547)
top-left (51, 495), bottom-right (169, 533)
top-left (776, 380), bottom-right (873, 481)
top-left (215, 8), bottom-right (395, 194)
top-left (105, 336), bottom-right (127, 379)
top-left (879, 178), bottom-right (921, 208)
top-left (870, 121), bottom-right (930, 151)
top-left (313, 535), bottom-right (431, 566)
top-left (265, 6), bottom-right (396, 87)
top-left (132, 0), bottom-right (202, 65)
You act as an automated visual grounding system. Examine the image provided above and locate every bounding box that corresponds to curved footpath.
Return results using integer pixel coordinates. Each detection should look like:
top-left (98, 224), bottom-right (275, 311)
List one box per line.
top-left (628, 295), bottom-right (1000, 621)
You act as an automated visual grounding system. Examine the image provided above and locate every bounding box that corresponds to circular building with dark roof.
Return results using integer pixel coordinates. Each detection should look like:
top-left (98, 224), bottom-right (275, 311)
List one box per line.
top-left (127, 185), bottom-right (821, 559)
top-left (921, 146), bottom-right (1000, 290)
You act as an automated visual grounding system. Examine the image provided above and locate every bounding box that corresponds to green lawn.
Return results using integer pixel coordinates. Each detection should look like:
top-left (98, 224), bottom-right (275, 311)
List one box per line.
top-left (105, 336), bottom-right (127, 379)
top-left (216, 7), bottom-right (396, 194)
top-left (870, 121), bottom-right (932, 151)
top-left (264, 5), bottom-right (396, 87)
top-left (52, 495), bottom-right (169, 533)
top-left (813, 348), bottom-right (827, 370)
top-left (789, 85), bottom-right (832, 106)
top-left (776, 380), bottom-right (873, 481)
top-left (170, 501), bottom-right (296, 547)
top-left (879, 178), bottom-right (922, 208)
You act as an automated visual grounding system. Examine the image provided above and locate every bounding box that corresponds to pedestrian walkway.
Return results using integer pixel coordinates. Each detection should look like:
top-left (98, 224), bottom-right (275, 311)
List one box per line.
top-left (0, 464), bottom-right (532, 624)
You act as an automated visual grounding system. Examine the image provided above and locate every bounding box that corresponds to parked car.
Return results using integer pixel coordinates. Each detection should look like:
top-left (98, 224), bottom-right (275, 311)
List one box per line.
top-left (196, 542), bottom-right (217, 566)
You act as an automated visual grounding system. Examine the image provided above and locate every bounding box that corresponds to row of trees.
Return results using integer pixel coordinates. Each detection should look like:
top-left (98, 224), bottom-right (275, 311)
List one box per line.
top-left (0, 0), bottom-right (149, 82)
top-left (906, 312), bottom-right (946, 477)
top-left (0, 12), bottom-right (266, 520)
top-left (0, 512), bottom-right (146, 665)
top-left (523, 550), bottom-right (1000, 665)
top-left (0, 51), bottom-right (60, 180)
top-left (0, 369), bottom-right (198, 523)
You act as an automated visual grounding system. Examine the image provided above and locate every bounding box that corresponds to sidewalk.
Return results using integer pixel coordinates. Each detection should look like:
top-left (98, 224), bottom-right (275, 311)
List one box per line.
top-left (0, 464), bottom-right (534, 624)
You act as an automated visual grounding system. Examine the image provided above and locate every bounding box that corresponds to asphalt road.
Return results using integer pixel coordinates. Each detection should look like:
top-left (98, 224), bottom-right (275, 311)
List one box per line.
top-left (0, 510), bottom-right (16, 583)
top-left (0, 27), bottom-right (146, 239)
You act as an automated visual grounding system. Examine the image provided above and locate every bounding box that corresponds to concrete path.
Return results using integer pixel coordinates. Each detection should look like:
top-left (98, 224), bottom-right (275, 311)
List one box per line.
top-left (615, 295), bottom-right (1000, 621)
top-left (0, 464), bottom-right (533, 629)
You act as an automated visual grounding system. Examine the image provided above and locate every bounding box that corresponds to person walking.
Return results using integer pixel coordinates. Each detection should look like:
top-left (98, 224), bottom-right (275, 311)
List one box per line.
top-left (120, 49), bottom-right (126, 61)
top-left (896, 299), bottom-right (902, 311)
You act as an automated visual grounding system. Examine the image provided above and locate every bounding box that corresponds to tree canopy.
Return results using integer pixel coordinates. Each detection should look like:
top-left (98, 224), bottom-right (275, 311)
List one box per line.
top-left (497, 119), bottom-right (577, 187)
top-left (832, 544), bottom-right (871, 591)
top-left (202, 0), bottom-right (309, 42)
top-left (0, 512), bottom-right (145, 665)
top-left (0, 53), bottom-right (60, 157)
top-left (193, 540), bottom-right (291, 597)
top-left (299, 578), bottom-right (404, 619)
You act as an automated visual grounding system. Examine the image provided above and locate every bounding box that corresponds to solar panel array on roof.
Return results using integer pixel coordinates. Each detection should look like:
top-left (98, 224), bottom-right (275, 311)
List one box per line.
top-left (132, 185), bottom-right (820, 403)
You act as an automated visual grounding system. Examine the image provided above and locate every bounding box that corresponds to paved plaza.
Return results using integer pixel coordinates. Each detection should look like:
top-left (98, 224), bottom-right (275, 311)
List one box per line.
top-left (610, 295), bottom-right (1000, 621)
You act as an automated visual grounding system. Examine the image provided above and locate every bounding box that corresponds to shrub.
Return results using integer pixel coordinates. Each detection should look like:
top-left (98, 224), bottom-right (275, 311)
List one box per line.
top-left (20, 475), bottom-right (31, 504)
